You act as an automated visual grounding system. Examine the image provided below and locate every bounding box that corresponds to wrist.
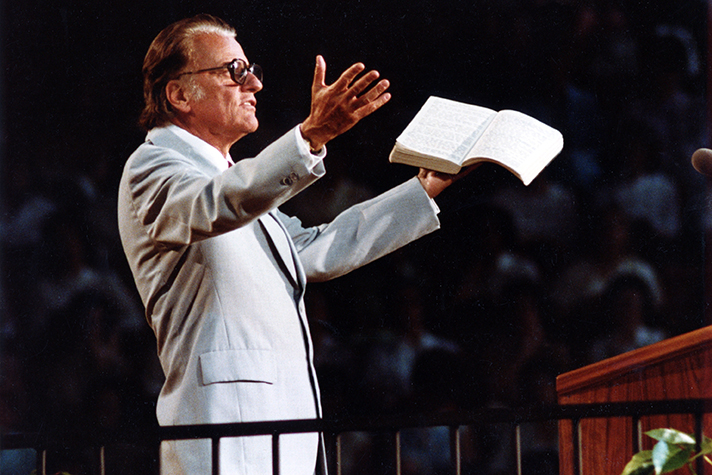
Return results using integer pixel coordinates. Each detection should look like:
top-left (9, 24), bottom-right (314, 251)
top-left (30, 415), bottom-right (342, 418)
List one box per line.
top-left (299, 123), bottom-right (324, 153)
top-left (418, 175), bottom-right (437, 199)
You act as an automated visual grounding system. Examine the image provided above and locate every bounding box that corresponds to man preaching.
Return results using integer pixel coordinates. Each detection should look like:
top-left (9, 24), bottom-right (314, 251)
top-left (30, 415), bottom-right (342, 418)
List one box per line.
top-left (118, 13), bottom-right (467, 475)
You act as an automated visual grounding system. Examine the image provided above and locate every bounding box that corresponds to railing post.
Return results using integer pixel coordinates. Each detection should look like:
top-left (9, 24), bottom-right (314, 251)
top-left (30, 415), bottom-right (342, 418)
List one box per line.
top-left (572, 418), bottom-right (581, 475)
top-left (632, 415), bottom-right (641, 453)
top-left (449, 425), bottom-right (461, 475)
top-left (99, 445), bottom-right (106, 475)
top-left (272, 433), bottom-right (281, 475)
top-left (212, 437), bottom-right (220, 475)
top-left (695, 408), bottom-right (704, 475)
top-left (515, 424), bottom-right (522, 475)
top-left (157, 440), bottom-right (162, 475)
top-left (394, 430), bottom-right (402, 475)
top-left (335, 433), bottom-right (343, 475)
top-left (39, 448), bottom-right (47, 475)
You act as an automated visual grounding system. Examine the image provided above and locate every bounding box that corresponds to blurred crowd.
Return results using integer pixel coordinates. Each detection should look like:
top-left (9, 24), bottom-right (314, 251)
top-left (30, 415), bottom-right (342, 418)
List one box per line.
top-left (0, 0), bottom-right (709, 474)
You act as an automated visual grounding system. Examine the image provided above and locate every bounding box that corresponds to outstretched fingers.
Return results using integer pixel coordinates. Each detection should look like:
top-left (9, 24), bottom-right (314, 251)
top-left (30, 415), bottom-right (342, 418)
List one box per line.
top-left (347, 69), bottom-right (381, 96)
top-left (355, 76), bottom-right (390, 104)
top-left (301, 56), bottom-right (392, 148)
top-left (353, 84), bottom-right (392, 119)
top-left (311, 55), bottom-right (327, 89)
top-left (332, 61), bottom-right (367, 92)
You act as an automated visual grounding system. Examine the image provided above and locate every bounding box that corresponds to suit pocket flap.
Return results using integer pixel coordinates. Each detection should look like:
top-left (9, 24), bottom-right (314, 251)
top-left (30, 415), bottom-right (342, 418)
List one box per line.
top-left (199, 349), bottom-right (276, 386)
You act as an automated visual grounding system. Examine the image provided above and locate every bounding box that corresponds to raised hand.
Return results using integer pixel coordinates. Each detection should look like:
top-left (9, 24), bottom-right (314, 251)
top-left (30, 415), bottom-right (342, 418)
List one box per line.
top-left (299, 55), bottom-right (391, 152)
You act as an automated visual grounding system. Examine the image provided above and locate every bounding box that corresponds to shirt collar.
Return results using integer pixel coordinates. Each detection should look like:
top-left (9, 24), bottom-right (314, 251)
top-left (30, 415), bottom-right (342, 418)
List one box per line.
top-left (151, 124), bottom-right (235, 171)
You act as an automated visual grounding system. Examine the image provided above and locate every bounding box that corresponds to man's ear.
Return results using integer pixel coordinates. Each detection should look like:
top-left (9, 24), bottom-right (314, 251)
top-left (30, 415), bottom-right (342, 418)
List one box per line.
top-left (166, 80), bottom-right (191, 113)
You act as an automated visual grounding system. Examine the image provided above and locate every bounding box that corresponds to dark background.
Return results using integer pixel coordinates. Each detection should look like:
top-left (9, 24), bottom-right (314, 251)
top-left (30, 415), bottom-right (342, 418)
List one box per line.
top-left (1, 1), bottom-right (709, 474)
top-left (4, 0), bottom-right (706, 193)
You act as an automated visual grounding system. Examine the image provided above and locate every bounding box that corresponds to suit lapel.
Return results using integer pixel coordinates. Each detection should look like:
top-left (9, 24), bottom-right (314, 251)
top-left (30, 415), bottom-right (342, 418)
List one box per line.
top-left (258, 213), bottom-right (303, 290)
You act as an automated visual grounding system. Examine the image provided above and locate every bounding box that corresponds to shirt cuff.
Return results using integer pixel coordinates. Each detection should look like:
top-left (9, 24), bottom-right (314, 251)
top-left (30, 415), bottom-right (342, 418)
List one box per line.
top-left (410, 175), bottom-right (441, 215)
top-left (428, 197), bottom-right (441, 215)
top-left (295, 125), bottom-right (326, 171)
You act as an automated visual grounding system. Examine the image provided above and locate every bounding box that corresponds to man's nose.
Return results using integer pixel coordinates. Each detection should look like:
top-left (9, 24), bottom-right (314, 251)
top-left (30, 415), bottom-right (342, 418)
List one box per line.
top-left (241, 72), bottom-right (262, 92)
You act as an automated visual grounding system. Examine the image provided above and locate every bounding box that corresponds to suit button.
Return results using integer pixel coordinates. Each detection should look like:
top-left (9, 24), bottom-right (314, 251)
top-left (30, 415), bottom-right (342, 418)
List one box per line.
top-left (280, 172), bottom-right (299, 186)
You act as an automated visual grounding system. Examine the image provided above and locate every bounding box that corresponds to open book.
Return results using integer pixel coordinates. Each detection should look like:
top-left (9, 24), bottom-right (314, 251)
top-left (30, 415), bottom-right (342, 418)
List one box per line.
top-left (388, 96), bottom-right (564, 185)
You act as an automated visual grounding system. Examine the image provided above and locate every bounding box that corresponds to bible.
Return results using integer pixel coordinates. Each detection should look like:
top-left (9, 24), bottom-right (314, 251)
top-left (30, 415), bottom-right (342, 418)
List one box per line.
top-left (388, 96), bottom-right (564, 185)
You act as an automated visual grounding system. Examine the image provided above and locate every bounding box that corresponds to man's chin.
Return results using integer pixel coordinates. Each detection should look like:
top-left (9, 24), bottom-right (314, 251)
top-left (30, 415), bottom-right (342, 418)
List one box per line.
top-left (237, 121), bottom-right (259, 137)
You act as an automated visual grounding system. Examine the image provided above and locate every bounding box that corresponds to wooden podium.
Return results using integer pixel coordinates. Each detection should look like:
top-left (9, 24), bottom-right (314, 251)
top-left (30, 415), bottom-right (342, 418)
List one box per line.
top-left (556, 326), bottom-right (712, 474)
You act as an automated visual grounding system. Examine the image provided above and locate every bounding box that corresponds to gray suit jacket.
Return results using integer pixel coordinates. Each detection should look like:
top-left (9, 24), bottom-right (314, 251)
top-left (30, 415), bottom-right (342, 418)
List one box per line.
top-left (118, 125), bottom-right (440, 474)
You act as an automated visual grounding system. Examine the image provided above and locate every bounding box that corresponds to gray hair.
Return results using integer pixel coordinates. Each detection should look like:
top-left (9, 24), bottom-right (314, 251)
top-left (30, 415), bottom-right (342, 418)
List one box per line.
top-left (139, 14), bottom-right (236, 130)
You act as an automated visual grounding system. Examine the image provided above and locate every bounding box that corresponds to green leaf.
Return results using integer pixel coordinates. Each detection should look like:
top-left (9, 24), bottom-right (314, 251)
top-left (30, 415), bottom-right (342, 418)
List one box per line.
top-left (699, 435), bottom-right (712, 456)
top-left (652, 441), bottom-right (692, 473)
top-left (621, 450), bottom-right (655, 475)
top-left (646, 429), bottom-right (696, 446)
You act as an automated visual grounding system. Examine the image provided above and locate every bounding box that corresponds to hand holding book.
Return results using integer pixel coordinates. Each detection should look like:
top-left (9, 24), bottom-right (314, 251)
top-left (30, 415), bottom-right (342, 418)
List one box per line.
top-left (417, 165), bottom-right (481, 198)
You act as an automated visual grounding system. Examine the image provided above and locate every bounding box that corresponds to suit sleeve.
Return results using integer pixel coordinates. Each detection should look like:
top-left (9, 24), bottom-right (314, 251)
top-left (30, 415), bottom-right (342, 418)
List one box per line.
top-left (123, 127), bottom-right (325, 248)
top-left (278, 177), bottom-right (441, 282)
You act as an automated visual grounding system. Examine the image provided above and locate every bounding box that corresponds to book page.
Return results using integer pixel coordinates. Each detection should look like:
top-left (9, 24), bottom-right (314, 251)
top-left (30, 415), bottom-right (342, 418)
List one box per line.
top-left (396, 97), bottom-right (497, 164)
top-left (466, 110), bottom-right (562, 178)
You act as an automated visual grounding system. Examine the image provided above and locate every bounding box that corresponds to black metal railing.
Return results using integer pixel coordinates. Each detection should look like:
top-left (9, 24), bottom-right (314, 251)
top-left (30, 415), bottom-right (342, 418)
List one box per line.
top-left (2, 399), bottom-right (711, 475)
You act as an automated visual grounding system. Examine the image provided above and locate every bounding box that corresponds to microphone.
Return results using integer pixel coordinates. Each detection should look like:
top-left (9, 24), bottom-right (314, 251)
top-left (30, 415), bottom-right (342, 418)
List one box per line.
top-left (691, 148), bottom-right (712, 176)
